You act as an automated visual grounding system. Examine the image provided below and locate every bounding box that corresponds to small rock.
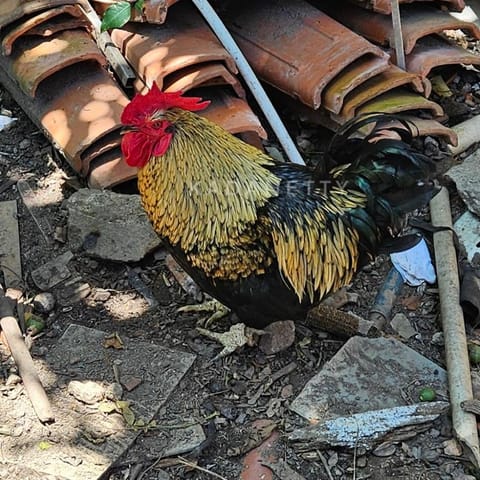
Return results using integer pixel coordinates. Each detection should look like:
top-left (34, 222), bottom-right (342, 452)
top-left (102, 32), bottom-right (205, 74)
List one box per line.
top-left (443, 438), bottom-right (463, 456)
top-left (259, 320), bottom-right (295, 355)
top-left (441, 462), bottom-right (456, 475)
top-left (220, 406), bottom-right (238, 420)
top-left (356, 456), bottom-right (367, 468)
top-left (33, 292), bottom-right (55, 313)
top-left (105, 382), bottom-right (123, 401)
top-left (121, 376), bottom-right (142, 392)
top-left (33, 346), bottom-right (49, 356)
top-left (162, 424), bottom-right (206, 457)
top-left (327, 451), bottom-right (338, 467)
top-left (281, 384), bottom-right (294, 399)
top-left (53, 226), bottom-right (67, 243)
top-left (5, 374), bottom-right (21, 386)
top-left (431, 332), bottom-right (444, 346)
top-left (67, 380), bottom-right (105, 405)
top-left (421, 448), bottom-right (440, 463)
top-left (372, 442), bottom-right (396, 457)
top-left (156, 471), bottom-right (171, 480)
top-left (19, 139), bottom-right (31, 150)
top-left (57, 282), bottom-right (91, 306)
top-left (91, 288), bottom-right (111, 302)
top-left (230, 380), bottom-right (247, 395)
top-left (31, 251), bottom-right (73, 290)
top-left (390, 313), bottom-right (417, 340)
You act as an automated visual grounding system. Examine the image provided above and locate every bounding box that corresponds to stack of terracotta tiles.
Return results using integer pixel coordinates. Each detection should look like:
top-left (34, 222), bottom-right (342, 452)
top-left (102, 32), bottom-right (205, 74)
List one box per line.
top-left (0, 0), bottom-right (266, 188)
top-left (1, 0), bottom-right (479, 188)
top-left (224, 0), bottom-right (480, 144)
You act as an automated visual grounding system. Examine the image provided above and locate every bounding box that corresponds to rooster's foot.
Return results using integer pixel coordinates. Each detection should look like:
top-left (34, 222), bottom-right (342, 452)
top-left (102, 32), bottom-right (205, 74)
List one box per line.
top-left (197, 323), bottom-right (265, 360)
top-left (177, 298), bottom-right (231, 328)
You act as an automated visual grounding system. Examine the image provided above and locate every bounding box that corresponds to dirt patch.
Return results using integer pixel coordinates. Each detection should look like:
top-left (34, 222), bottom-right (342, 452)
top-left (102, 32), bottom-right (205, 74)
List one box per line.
top-left (1, 66), bottom-right (479, 480)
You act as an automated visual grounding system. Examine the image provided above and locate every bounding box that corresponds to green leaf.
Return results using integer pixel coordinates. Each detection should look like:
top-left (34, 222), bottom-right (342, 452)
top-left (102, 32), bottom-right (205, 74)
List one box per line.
top-left (134, 0), bottom-right (144, 12)
top-left (101, 1), bottom-right (132, 32)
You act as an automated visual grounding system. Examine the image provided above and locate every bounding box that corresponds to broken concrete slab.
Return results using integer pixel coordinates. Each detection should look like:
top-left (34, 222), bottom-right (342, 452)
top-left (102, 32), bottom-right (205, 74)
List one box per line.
top-left (447, 151), bottom-right (480, 216)
top-left (66, 189), bottom-right (161, 262)
top-left (289, 401), bottom-right (449, 450)
top-left (0, 324), bottom-right (196, 479)
top-left (454, 210), bottom-right (480, 262)
top-left (290, 336), bottom-right (447, 422)
top-left (0, 200), bottom-right (22, 288)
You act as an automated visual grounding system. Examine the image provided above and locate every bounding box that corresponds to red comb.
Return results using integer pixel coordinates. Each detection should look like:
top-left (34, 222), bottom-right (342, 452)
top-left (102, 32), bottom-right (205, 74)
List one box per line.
top-left (121, 83), bottom-right (210, 125)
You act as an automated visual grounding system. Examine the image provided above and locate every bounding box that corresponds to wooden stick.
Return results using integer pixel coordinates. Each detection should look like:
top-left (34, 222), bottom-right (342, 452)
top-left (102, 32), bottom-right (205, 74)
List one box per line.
top-left (0, 290), bottom-right (54, 423)
top-left (307, 305), bottom-right (380, 338)
top-left (79, 2), bottom-right (136, 87)
top-left (430, 187), bottom-right (480, 467)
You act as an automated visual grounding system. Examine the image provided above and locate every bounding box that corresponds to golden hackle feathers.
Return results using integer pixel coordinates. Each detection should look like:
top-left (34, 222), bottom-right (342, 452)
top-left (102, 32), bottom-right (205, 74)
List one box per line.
top-left (138, 109), bottom-right (280, 279)
top-left (270, 186), bottom-right (364, 302)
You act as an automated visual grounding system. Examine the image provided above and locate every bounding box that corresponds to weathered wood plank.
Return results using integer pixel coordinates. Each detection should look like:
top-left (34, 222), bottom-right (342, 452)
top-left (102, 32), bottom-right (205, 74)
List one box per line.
top-left (0, 200), bottom-right (22, 288)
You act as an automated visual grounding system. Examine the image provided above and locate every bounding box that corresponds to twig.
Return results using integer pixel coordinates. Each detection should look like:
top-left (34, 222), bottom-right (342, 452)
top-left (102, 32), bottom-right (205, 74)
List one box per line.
top-left (16, 180), bottom-right (52, 245)
top-left (177, 456), bottom-right (228, 480)
top-left (127, 268), bottom-right (158, 308)
top-left (78, 1), bottom-right (136, 87)
top-left (315, 450), bottom-right (335, 480)
top-left (0, 289), bottom-right (54, 423)
top-left (136, 455), bottom-right (164, 480)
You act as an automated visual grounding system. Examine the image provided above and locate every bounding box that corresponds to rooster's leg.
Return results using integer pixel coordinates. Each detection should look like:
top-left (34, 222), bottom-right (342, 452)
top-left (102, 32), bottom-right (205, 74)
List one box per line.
top-left (197, 323), bottom-right (265, 360)
top-left (177, 298), bottom-right (231, 327)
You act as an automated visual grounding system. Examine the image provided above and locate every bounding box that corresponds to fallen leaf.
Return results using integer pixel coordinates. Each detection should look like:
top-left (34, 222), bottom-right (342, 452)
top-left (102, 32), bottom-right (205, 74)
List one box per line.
top-left (38, 441), bottom-right (52, 450)
top-left (133, 418), bottom-right (157, 432)
top-left (116, 400), bottom-right (136, 426)
top-left (401, 295), bottom-right (422, 311)
top-left (98, 401), bottom-right (117, 413)
top-left (103, 332), bottom-right (124, 349)
top-left (431, 75), bottom-right (453, 98)
top-left (227, 420), bottom-right (277, 457)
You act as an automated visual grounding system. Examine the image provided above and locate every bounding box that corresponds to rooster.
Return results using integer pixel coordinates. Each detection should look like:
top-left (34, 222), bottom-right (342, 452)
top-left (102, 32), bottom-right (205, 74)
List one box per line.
top-left (121, 84), bottom-right (436, 331)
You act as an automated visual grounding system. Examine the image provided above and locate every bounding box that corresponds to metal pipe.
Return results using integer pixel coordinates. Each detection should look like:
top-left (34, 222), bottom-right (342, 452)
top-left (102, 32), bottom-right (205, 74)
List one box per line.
top-left (191, 0), bottom-right (305, 165)
top-left (430, 187), bottom-right (480, 467)
top-left (369, 267), bottom-right (404, 330)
